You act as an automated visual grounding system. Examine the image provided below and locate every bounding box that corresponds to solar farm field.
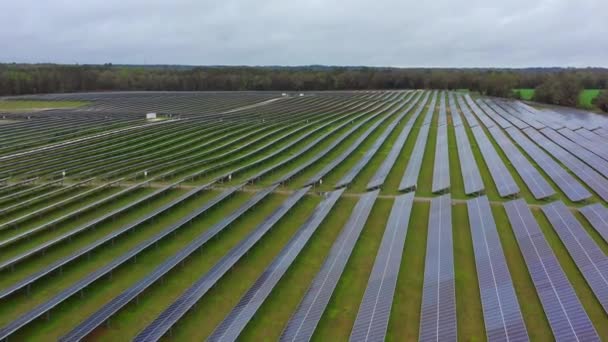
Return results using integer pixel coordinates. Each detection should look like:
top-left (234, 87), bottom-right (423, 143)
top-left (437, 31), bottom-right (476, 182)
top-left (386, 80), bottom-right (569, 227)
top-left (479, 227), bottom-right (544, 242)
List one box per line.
top-left (0, 90), bottom-right (607, 341)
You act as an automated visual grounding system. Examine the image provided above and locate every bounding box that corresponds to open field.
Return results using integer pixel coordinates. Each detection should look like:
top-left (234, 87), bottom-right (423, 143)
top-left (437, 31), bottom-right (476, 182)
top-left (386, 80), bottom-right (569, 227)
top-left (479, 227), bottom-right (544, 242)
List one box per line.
top-left (0, 90), bottom-right (607, 341)
top-left (514, 88), bottom-right (602, 109)
top-left (0, 100), bottom-right (89, 112)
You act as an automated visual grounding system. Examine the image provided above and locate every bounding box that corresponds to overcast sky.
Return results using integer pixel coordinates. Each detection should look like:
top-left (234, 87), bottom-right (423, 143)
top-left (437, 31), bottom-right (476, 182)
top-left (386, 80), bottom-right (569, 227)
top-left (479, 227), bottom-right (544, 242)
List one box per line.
top-left (2, 0), bottom-right (607, 67)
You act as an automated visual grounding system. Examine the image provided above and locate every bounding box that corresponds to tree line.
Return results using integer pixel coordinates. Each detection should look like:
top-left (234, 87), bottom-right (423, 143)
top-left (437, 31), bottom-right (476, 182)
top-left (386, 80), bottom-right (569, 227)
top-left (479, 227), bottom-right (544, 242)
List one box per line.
top-left (1, 64), bottom-right (607, 111)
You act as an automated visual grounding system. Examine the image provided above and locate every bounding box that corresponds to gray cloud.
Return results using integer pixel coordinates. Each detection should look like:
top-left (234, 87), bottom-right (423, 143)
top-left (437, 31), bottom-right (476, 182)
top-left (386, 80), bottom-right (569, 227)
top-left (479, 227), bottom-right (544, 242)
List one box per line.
top-left (1, 0), bottom-right (607, 67)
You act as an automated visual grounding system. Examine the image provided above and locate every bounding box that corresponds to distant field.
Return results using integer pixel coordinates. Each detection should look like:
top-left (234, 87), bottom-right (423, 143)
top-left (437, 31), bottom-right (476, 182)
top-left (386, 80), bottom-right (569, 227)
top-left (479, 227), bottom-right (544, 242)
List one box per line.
top-left (579, 89), bottom-right (601, 108)
top-left (513, 88), bottom-right (535, 101)
top-left (513, 88), bottom-right (601, 108)
top-left (0, 100), bottom-right (88, 112)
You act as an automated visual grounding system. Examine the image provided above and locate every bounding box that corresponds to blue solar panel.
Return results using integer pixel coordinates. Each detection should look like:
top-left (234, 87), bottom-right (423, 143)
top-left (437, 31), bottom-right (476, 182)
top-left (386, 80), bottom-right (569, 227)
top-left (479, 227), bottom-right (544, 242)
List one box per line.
top-left (475, 99), bottom-right (512, 128)
top-left (61, 186), bottom-right (276, 341)
top-left (0, 184), bottom-right (246, 341)
top-left (280, 190), bottom-right (379, 342)
top-left (133, 187), bottom-right (311, 342)
top-left (365, 91), bottom-right (430, 190)
top-left (208, 188), bottom-right (345, 342)
top-left (305, 96), bottom-right (418, 186)
top-left (432, 121), bottom-right (450, 194)
top-left (350, 192), bottom-right (415, 342)
top-left (463, 97), bottom-right (519, 197)
top-left (399, 91), bottom-right (438, 192)
top-left (486, 126), bottom-right (554, 199)
top-left (467, 196), bottom-right (528, 342)
top-left (557, 128), bottom-right (608, 162)
top-left (419, 194), bottom-right (457, 342)
top-left (524, 128), bottom-right (608, 202)
top-left (504, 127), bottom-right (590, 202)
top-left (450, 93), bottom-right (484, 195)
top-left (496, 101), bottom-right (545, 129)
top-left (465, 95), bottom-right (496, 128)
top-left (579, 203), bottom-right (608, 244)
top-left (470, 125), bottom-right (519, 197)
top-left (455, 94), bottom-right (479, 128)
top-left (484, 100), bottom-right (529, 129)
top-left (542, 201), bottom-right (608, 314)
top-left (541, 128), bottom-right (608, 179)
top-left (503, 199), bottom-right (599, 341)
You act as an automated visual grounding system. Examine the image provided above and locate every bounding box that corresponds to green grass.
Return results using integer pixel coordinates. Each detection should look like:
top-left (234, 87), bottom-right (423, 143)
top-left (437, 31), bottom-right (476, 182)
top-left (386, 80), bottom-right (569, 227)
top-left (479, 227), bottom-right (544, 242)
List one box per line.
top-left (513, 89), bottom-right (535, 101)
top-left (287, 102), bottom-right (402, 190)
top-left (579, 89), bottom-right (601, 108)
top-left (0, 100), bottom-right (89, 111)
top-left (416, 103), bottom-right (437, 197)
top-left (240, 197), bottom-right (357, 341)
top-left (533, 209), bottom-right (608, 340)
top-left (513, 88), bottom-right (601, 109)
top-left (453, 203), bottom-right (485, 341)
top-left (381, 99), bottom-right (429, 195)
top-left (386, 200), bottom-right (429, 341)
top-left (446, 107), bottom-right (466, 199)
top-left (312, 197), bottom-right (392, 341)
top-left (6, 191), bottom-right (250, 340)
top-left (492, 204), bottom-right (553, 340)
top-left (4, 90), bottom-right (608, 341)
top-left (153, 194), bottom-right (322, 340)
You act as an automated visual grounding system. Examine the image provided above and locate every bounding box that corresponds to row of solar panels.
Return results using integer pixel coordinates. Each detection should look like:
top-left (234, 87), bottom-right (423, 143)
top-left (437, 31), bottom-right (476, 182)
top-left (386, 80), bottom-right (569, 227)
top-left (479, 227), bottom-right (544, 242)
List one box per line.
top-left (477, 97), bottom-right (608, 202)
top-left (2, 166), bottom-right (607, 342)
top-left (2, 89), bottom-right (604, 340)
top-left (1, 94), bottom-right (373, 179)
top-left (0, 94), bottom-right (411, 339)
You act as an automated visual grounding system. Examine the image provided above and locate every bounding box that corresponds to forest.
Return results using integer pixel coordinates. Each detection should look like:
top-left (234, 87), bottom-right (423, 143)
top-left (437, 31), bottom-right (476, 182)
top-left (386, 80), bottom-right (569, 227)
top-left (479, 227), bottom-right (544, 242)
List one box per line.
top-left (1, 64), bottom-right (607, 111)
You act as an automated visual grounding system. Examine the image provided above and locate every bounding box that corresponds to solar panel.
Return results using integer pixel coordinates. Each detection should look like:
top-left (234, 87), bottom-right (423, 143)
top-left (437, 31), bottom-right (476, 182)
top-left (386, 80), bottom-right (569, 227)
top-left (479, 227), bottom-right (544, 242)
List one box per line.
top-left (280, 190), bottom-right (379, 342)
top-left (350, 192), bottom-right (415, 342)
top-left (0, 184), bottom-right (249, 341)
top-left (305, 97), bottom-right (417, 186)
top-left (449, 93), bottom-right (484, 195)
top-left (432, 122), bottom-right (450, 193)
top-left (557, 128), bottom-right (608, 162)
top-left (486, 126), bottom-right (555, 199)
top-left (455, 94), bottom-right (479, 128)
top-left (467, 196), bottom-right (528, 342)
top-left (208, 188), bottom-right (345, 342)
top-left (475, 99), bottom-right (512, 129)
top-left (524, 127), bottom-right (608, 202)
top-left (579, 203), bottom-right (608, 244)
top-left (542, 201), bottom-right (608, 314)
top-left (419, 194), bottom-right (457, 342)
top-left (541, 128), bottom-right (608, 179)
top-left (465, 96), bottom-right (496, 128)
top-left (503, 199), bottom-right (599, 341)
top-left (470, 125), bottom-right (519, 197)
top-left (398, 91), bottom-right (438, 192)
top-left (484, 100), bottom-right (529, 129)
top-left (56, 184), bottom-right (269, 341)
top-left (133, 186), bottom-right (311, 342)
top-left (573, 128), bottom-right (608, 146)
top-left (497, 101), bottom-right (545, 129)
top-left (448, 92), bottom-right (463, 127)
top-left (365, 91), bottom-right (431, 190)
top-left (504, 127), bottom-right (590, 202)
top-left (437, 91), bottom-right (447, 127)
top-left (273, 103), bottom-right (393, 185)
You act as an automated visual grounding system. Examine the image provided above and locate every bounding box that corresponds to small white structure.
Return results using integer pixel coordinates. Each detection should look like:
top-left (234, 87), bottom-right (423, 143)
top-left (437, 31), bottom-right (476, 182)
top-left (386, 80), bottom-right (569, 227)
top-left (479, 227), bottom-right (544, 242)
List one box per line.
top-left (281, 93), bottom-right (288, 97)
top-left (299, 93), bottom-right (304, 97)
top-left (146, 112), bottom-right (157, 120)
